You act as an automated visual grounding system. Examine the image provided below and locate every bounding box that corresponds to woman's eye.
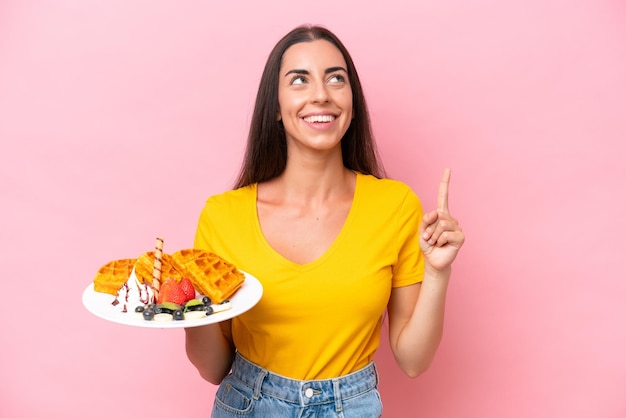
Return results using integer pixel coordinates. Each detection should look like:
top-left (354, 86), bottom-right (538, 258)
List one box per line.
top-left (328, 74), bottom-right (346, 83)
top-left (290, 75), bottom-right (307, 85)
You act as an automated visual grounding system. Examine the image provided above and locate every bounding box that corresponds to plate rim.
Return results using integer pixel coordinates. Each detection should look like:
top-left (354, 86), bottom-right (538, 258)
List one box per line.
top-left (82, 271), bottom-right (262, 329)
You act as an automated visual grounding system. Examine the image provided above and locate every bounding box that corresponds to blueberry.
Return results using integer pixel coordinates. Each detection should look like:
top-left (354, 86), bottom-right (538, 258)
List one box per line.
top-left (143, 309), bottom-right (155, 321)
top-left (202, 296), bottom-right (211, 305)
top-left (135, 306), bottom-right (145, 313)
top-left (205, 306), bottom-right (214, 316)
top-left (172, 310), bottom-right (184, 321)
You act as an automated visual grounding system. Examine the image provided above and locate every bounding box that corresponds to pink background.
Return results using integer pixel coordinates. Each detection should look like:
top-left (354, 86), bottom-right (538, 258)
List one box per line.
top-left (1, 1), bottom-right (625, 417)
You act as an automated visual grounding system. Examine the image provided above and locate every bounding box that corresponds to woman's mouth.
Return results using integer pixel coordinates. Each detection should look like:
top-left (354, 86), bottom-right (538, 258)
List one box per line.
top-left (303, 114), bottom-right (336, 123)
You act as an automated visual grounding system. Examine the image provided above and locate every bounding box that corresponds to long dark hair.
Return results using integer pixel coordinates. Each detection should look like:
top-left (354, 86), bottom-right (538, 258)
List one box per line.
top-left (233, 25), bottom-right (385, 189)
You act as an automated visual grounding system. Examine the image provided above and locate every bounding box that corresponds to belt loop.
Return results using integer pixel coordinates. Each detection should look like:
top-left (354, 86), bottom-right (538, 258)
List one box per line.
top-left (332, 378), bottom-right (342, 412)
top-left (252, 366), bottom-right (268, 400)
top-left (373, 362), bottom-right (379, 387)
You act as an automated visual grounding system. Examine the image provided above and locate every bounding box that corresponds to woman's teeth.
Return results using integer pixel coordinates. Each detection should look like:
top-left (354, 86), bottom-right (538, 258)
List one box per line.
top-left (304, 115), bottom-right (335, 123)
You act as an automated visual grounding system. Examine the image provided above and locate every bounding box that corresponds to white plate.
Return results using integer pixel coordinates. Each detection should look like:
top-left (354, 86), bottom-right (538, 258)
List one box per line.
top-left (82, 272), bottom-right (262, 329)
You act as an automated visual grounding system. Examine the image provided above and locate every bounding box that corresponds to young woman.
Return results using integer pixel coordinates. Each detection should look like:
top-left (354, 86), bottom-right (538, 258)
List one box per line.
top-left (185, 24), bottom-right (464, 417)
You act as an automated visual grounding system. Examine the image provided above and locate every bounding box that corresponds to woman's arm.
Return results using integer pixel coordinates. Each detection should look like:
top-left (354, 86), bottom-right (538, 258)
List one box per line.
top-left (184, 320), bottom-right (235, 384)
top-left (388, 169), bottom-right (464, 377)
top-left (387, 267), bottom-right (450, 377)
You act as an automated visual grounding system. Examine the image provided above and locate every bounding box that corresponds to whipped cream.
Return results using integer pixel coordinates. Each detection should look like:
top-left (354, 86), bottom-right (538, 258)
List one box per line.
top-left (112, 268), bottom-right (154, 313)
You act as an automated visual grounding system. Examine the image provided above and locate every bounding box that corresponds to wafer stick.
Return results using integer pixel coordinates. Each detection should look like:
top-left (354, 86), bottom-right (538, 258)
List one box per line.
top-left (152, 237), bottom-right (164, 302)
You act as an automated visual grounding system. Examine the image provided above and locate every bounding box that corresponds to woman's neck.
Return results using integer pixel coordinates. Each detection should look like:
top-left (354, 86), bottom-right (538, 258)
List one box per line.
top-left (261, 157), bottom-right (355, 206)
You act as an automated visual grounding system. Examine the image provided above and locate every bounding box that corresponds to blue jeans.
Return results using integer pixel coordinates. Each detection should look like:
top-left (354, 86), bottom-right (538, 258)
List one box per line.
top-left (211, 352), bottom-right (383, 417)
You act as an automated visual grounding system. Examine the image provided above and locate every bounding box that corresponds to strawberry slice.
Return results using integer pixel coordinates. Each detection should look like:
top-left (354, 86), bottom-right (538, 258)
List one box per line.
top-left (158, 277), bottom-right (187, 305)
top-left (179, 277), bottom-right (196, 302)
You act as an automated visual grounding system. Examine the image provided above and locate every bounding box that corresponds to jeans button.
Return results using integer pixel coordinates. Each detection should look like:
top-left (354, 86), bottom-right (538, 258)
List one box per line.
top-left (304, 388), bottom-right (314, 398)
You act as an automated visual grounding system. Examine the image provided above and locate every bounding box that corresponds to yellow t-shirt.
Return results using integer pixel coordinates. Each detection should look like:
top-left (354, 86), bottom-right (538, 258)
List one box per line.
top-left (194, 173), bottom-right (424, 379)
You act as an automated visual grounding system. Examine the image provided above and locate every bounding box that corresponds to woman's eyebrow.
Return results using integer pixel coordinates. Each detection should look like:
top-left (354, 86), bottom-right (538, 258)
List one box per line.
top-left (284, 69), bottom-right (308, 77)
top-left (325, 66), bottom-right (348, 74)
top-left (284, 66), bottom-right (348, 77)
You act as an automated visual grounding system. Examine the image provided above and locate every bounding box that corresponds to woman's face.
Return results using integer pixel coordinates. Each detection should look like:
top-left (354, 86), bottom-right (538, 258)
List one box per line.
top-left (277, 39), bottom-right (353, 156)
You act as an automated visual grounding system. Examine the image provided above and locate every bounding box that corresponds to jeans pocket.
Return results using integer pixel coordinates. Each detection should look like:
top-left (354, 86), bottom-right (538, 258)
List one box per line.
top-left (213, 374), bottom-right (255, 416)
top-left (342, 387), bottom-right (383, 418)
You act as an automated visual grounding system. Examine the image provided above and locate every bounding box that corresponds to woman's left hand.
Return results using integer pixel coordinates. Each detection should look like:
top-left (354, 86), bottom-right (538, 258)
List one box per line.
top-left (419, 168), bottom-right (465, 273)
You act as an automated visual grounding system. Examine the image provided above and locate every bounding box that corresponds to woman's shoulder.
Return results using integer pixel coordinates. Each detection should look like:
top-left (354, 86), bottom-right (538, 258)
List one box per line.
top-left (203, 184), bottom-right (256, 211)
top-left (356, 173), bottom-right (423, 217)
top-left (357, 173), bottom-right (418, 199)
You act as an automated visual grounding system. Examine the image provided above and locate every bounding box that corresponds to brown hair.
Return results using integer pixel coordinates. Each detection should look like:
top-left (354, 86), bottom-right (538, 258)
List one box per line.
top-left (233, 25), bottom-right (385, 189)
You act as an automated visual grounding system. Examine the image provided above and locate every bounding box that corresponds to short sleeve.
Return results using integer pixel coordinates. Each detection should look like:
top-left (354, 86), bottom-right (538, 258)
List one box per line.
top-left (193, 199), bottom-right (215, 251)
top-left (392, 188), bottom-right (424, 287)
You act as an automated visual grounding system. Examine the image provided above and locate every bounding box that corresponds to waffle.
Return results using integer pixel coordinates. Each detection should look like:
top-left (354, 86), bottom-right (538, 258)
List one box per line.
top-left (93, 258), bottom-right (136, 296)
top-left (133, 252), bottom-right (185, 285)
top-left (172, 249), bottom-right (245, 304)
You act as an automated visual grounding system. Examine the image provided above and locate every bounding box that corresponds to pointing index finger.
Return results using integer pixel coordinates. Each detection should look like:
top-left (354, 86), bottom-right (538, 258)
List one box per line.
top-left (437, 168), bottom-right (451, 212)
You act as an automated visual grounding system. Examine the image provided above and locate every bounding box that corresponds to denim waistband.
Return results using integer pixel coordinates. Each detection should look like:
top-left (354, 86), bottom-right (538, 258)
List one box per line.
top-left (230, 352), bottom-right (379, 407)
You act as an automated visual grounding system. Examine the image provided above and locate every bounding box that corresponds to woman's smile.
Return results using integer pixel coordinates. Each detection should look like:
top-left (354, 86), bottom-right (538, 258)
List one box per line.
top-left (301, 112), bottom-right (339, 131)
top-left (302, 114), bottom-right (336, 123)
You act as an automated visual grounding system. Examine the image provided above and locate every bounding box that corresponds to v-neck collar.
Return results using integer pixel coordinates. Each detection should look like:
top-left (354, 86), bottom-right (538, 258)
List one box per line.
top-left (251, 173), bottom-right (362, 271)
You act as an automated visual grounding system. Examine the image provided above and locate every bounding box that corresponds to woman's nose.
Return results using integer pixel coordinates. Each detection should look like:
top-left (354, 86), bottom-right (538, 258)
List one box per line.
top-left (310, 82), bottom-right (330, 103)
